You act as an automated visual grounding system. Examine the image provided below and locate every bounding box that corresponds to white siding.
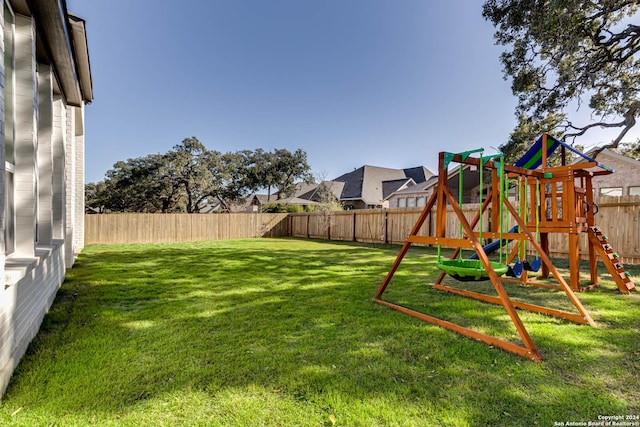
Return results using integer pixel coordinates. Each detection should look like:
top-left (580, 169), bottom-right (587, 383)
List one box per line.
top-left (13, 14), bottom-right (36, 257)
top-left (37, 64), bottom-right (53, 245)
top-left (52, 96), bottom-right (66, 240)
top-left (0, 1), bottom-right (89, 395)
top-left (64, 105), bottom-right (76, 266)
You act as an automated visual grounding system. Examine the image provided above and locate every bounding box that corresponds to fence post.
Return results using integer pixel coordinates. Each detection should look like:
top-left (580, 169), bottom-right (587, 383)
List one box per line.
top-left (352, 211), bottom-right (357, 242)
top-left (384, 209), bottom-right (388, 245)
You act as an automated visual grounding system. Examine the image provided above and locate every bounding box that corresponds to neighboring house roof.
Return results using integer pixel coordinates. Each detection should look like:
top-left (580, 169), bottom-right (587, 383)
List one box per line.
top-left (272, 196), bottom-right (321, 206)
top-left (205, 194), bottom-right (270, 213)
top-left (200, 202), bottom-right (223, 213)
top-left (446, 164), bottom-right (481, 192)
top-left (382, 178), bottom-right (415, 199)
top-left (386, 165), bottom-right (483, 202)
top-left (386, 175), bottom-right (438, 199)
top-left (285, 182), bottom-right (319, 199)
top-left (333, 165), bottom-right (433, 206)
top-left (235, 194), bottom-right (269, 211)
top-left (403, 166), bottom-right (433, 184)
top-left (252, 194), bottom-right (271, 204)
top-left (423, 174), bottom-right (438, 188)
top-left (297, 181), bottom-right (345, 202)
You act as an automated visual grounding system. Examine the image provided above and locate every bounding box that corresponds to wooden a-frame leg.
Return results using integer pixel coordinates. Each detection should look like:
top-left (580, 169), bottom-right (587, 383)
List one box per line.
top-left (374, 191), bottom-right (437, 298)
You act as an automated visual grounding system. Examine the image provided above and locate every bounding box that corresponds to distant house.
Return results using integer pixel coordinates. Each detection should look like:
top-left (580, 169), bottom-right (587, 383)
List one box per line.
top-left (1, 1), bottom-right (93, 395)
top-left (578, 149), bottom-right (640, 197)
top-left (224, 194), bottom-right (270, 213)
top-left (332, 165), bottom-right (434, 209)
top-left (243, 194), bottom-right (271, 212)
top-left (387, 164), bottom-right (489, 208)
top-left (294, 181), bottom-right (344, 204)
top-left (241, 183), bottom-right (325, 212)
top-left (387, 176), bottom-right (438, 208)
top-left (249, 165), bottom-right (434, 211)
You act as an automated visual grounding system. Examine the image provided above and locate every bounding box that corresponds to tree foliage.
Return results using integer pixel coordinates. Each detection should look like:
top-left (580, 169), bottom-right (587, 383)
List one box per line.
top-left (261, 203), bottom-right (306, 213)
top-left (170, 137), bottom-right (218, 213)
top-left (270, 148), bottom-right (314, 199)
top-left (97, 153), bottom-right (176, 213)
top-left (312, 179), bottom-right (344, 241)
top-left (245, 148), bottom-right (313, 201)
top-left (483, 0), bottom-right (640, 154)
top-left (86, 138), bottom-right (312, 213)
top-left (501, 114), bottom-right (565, 164)
top-left (615, 138), bottom-right (640, 159)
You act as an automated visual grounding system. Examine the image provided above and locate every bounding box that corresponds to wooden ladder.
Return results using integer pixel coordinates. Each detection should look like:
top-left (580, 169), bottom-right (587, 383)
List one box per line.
top-left (588, 226), bottom-right (636, 294)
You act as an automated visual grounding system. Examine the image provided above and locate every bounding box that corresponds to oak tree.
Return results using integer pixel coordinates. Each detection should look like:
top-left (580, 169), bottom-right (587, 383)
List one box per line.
top-left (483, 0), bottom-right (640, 154)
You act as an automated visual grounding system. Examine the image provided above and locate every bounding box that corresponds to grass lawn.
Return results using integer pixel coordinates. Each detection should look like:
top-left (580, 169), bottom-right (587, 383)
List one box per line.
top-left (1, 238), bottom-right (639, 426)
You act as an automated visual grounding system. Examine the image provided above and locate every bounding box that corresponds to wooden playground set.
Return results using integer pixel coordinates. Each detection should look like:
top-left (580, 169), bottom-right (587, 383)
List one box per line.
top-left (374, 134), bottom-right (636, 362)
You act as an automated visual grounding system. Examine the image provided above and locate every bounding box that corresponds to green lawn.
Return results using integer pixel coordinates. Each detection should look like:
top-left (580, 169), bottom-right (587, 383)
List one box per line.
top-left (1, 238), bottom-right (639, 426)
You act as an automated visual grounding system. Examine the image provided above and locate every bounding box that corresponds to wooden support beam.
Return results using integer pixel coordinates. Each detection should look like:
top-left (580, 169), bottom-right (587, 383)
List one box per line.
top-left (443, 185), bottom-right (542, 358)
top-left (501, 277), bottom-right (563, 290)
top-left (446, 153), bottom-right (545, 178)
top-left (585, 178), bottom-right (599, 286)
top-left (372, 298), bottom-right (541, 361)
top-left (542, 133), bottom-right (548, 169)
top-left (433, 284), bottom-right (590, 324)
top-left (374, 185), bottom-right (439, 299)
top-left (544, 162), bottom-right (600, 173)
top-left (503, 197), bottom-right (596, 326)
top-left (406, 235), bottom-right (475, 248)
top-left (569, 233), bottom-right (581, 291)
top-left (491, 168), bottom-right (500, 233)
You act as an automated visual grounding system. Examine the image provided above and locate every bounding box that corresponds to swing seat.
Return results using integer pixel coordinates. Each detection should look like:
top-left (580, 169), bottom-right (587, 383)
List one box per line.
top-left (437, 259), bottom-right (509, 282)
top-left (506, 261), bottom-right (524, 278)
top-left (523, 258), bottom-right (541, 272)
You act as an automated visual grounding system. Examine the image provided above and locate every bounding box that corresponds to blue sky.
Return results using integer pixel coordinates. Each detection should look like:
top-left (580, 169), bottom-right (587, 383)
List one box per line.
top-left (67, 0), bottom-right (634, 184)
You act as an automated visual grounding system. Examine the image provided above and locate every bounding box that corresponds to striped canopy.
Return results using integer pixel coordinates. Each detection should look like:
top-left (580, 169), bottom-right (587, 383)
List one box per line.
top-left (515, 135), bottom-right (614, 172)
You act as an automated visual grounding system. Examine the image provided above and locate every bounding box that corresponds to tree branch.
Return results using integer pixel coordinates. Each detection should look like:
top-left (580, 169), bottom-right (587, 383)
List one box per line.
top-left (565, 101), bottom-right (640, 152)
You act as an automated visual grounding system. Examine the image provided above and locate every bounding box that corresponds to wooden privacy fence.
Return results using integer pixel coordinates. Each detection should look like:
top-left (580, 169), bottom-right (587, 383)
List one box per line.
top-left (85, 196), bottom-right (639, 264)
top-left (290, 195), bottom-right (640, 264)
top-left (85, 213), bottom-right (289, 244)
top-left (291, 205), bottom-right (505, 245)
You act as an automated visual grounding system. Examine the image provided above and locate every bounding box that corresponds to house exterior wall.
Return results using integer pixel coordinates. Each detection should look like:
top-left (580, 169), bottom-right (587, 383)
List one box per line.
top-left (388, 191), bottom-right (433, 209)
top-left (13, 13), bottom-right (37, 257)
top-left (52, 96), bottom-right (66, 240)
top-left (591, 152), bottom-right (640, 197)
top-left (73, 111), bottom-right (85, 254)
top-left (0, 242), bottom-right (65, 395)
top-left (37, 64), bottom-right (53, 246)
top-left (0, 1), bottom-right (89, 395)
top-left (64, 104), bottom-right (76, 265)
top-left (0, 0), bottom-right (6, 286)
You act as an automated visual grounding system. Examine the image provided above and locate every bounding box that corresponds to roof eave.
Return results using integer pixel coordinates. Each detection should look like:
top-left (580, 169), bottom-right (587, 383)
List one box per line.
top-left (68, 13), bottom-right (93, 103)
top-left (27, 0), bottom-right (90, 106)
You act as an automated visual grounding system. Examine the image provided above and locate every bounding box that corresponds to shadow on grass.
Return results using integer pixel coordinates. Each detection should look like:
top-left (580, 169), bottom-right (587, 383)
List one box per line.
top-left (2, 238), bottom-right (639, 425)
